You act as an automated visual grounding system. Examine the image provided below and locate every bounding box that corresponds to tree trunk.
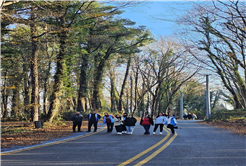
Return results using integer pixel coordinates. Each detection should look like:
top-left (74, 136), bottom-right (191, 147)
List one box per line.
top-left (2, 71), bottom-right (8, 119)
top-left (11, 83), bottom-right (20, 117)
top-left (77, 54), bottom-right (89, 113)
top-left (110, 67), bottom-right (117, 112)
top-left (23, 63), bottom-right (31, 115)
top-left (133, 67), bottom-right (139, 114)
top-left (130, 75), bottom-right (133, 113)
top-left (30, 7), bottom-right (39, 122)
top-left (118, 55), bottom-right (131, 112)
top-left (47, 29), bottom-right (68, 122)
top-left (91, 61), bottom-right (104, 110)
top-left (43, 43), bottom-right (52, 114)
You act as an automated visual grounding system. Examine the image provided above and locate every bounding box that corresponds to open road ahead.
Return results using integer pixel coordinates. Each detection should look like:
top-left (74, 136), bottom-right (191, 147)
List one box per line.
top-left (1, 120), bottom-right (246, 166)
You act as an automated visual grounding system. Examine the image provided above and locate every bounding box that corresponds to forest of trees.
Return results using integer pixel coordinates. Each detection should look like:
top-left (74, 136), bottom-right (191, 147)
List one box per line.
top-left (1, 1), bottom-right (245, 123)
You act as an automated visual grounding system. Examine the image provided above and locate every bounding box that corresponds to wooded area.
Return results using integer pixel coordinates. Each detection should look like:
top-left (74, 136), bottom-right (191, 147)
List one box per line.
top-left (1, 1), bottom-right (246, 123)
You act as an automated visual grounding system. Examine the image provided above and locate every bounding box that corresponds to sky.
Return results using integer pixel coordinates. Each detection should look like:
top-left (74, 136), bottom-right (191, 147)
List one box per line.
top-left (116, 1), bottom-right (201, 38)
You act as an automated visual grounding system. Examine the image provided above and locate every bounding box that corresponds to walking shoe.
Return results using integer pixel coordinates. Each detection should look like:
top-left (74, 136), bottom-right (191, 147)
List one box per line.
top-left (160, 132), bottom-right (162, 135)
top-left (153, 132), bottom-right (155, 135)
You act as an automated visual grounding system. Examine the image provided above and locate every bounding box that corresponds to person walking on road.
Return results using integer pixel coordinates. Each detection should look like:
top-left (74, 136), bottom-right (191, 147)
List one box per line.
top-left (187, 113), bottom-right (192, 120)
top-left (140, 114), bottom-right (154, 134)
top-left (71, 112), bottom-right (83, 132)
top-left (192, 113), bottom-right (197, 120)
top-left (125, 115), bottom-right (137, 134)
top-left (153, 112), bottom-right (167, 135)
top-left (122, 112), bottom-right (128, 134)
top-left (103, 113), bottom-right (114, 132)
top-left (114, 114), bottom-right (124, 134)
top-left (167, 114), bottom-right (178, 134)
top-left (87, 110), bottom-right (101, 132)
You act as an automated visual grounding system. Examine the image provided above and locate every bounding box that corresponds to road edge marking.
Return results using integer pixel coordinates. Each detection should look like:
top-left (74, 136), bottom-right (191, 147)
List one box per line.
top-left (1, 126), bottom-right (106, 156)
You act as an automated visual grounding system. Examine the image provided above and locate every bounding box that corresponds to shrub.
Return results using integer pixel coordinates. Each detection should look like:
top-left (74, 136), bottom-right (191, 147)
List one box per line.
top-left (208, 109), bottom-right (246, 122)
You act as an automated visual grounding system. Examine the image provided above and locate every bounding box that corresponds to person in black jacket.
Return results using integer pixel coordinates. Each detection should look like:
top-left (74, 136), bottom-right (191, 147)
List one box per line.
top-left (87, 110), bottom-right (101, 132)
top-left (71, 112), bottom-right (83, 132)
top-left (122, 113), bottom-right (128, 134)
top-left (124, 115), bottom-right (137, 134)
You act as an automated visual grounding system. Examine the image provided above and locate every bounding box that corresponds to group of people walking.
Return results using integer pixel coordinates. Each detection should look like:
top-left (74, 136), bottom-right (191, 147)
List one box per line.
top-left (103, 112), bottom-right (137, 134)
top-left (72, 111), bottom-right (178, 135)
top-left (183, 113), bottom-right (197, 120)
top-left (140, 113), bottom-right (178, 134)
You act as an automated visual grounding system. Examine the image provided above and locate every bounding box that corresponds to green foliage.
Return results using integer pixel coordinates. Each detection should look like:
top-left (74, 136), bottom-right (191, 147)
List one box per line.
top-left (173, 80), bottom-right (207, 119)
top-left (207, 109), bottom-right (246, 122)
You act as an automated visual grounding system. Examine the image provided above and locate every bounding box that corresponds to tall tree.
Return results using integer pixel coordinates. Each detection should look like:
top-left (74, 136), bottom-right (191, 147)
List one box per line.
top-left (180, 0), bottom-right (246, 109)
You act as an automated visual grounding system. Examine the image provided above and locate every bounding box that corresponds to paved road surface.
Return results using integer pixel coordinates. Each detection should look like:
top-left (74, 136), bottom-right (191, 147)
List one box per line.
top-left (1, 120), bottom-right (246, 166)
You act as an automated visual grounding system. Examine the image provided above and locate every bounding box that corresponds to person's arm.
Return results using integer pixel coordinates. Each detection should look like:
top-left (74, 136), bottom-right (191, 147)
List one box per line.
top-left (163, 117), bottom-right (166, 124)
top-left (173, 118), bottom-right (178, 125)
top-left (71, 115), bottom-right (75, 121)
top-left (150, 118), bottom-right (154, 125)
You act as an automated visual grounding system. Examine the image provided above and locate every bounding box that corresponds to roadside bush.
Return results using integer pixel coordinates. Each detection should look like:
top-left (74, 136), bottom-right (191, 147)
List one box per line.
top-left (208, 109), bottom-right (246, 122)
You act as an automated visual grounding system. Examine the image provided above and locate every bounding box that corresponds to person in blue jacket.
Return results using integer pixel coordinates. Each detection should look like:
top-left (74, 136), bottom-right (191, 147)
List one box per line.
top-left (167, 114), bottom-right (178, 134)
top-left (103, 113), bottom-right (114, 133)
top-left (87, 110), bottom-right (101, 132)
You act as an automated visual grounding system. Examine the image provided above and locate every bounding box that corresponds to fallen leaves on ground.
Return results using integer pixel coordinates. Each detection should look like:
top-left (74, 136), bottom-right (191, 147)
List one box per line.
top-left (199, 118), bottom-right (246, 135)
top-left (1, 121), bottom-right (101, 151)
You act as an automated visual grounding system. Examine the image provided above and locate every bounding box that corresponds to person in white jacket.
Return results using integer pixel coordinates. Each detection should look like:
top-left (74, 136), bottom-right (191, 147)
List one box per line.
top-left (167, 114), bottom-right (178, 134)
top-left (114, 114), bottom-right (124, 134)
top-left (153, 113), bottom-right (167, 135)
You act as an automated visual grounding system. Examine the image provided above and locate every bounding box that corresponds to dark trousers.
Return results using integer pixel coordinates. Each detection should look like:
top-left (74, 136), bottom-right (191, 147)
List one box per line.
top-left (153, 124), bottom-right (164, 132)
top-left (73, 121), bottom-right (82, 132)
top-left (88, 121), bottom-right (98, 132)
top-left (122, 124), bottom-right (127, 131)
top-left (115, 125), bottom-right (123, 132)
top-left (107, 123), bottom-right (114, 132)
top-left (143, 125), bottom-right (150, 134)
top-left (167, 124), bottom-right (175, 134)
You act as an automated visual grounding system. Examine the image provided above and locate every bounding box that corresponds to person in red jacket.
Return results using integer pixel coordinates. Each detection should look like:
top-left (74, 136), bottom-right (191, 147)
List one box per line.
top-left (140, 114), bottom-right (154, 134)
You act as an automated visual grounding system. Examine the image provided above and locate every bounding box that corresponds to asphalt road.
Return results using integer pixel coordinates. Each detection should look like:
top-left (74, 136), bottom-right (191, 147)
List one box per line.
top-left (1, 120), bottom-right (246, 166)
